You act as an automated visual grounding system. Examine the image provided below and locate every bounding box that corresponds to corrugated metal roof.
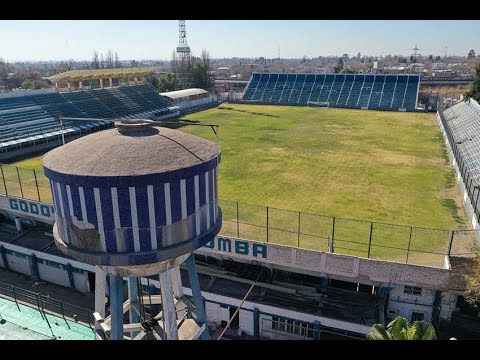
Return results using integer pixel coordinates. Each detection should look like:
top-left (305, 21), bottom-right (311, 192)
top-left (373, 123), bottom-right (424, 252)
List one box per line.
top-left (160, 88), bottom-right (208, 100)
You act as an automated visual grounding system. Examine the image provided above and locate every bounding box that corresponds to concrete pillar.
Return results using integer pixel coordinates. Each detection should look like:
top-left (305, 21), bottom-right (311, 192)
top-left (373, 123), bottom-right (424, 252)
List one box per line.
top-left (55, 82), bottom-right (58, 89)
top-left (67, 82), bottom-right (71, 90)
top-left (28, 254), bottom-right (39, 279)
top-left (100, 79), bottom-right (104, 88)
top-left (170, 266), bottom-right (183, 299)
top-left (253, 307), bottom-right (260, 338)
top-left (109, 78), bottom-right (113, 88)
top-left (0, 246), bottom-right (9, 270)
top-left (110, 275), bottom-right (124, 340)
top-left (159, 270), bottom-right (178, 340)
top-left (79, 81), bottom-right (83, 89)
top-left (65, 263), bottom-right (75, 289)
top-left (14, 217), bottom-right (22, 232)
top-left (127, 277), bottom-right (139, 335)
top-left (186, 253), bottom-right (209, 339)
top-left (94, 266), bottom-right (106, 333)
top-left (313, 321), bottom-right (321, 340)
top-left (134, 77), bottom-right (138, 85)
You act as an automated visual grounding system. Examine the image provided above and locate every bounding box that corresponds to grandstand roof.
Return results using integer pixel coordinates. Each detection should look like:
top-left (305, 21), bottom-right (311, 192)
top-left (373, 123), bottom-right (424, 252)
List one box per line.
top-left (48, 67), bottom-right (159, 82)
top-left (160, 88), bottom-right (208, 100)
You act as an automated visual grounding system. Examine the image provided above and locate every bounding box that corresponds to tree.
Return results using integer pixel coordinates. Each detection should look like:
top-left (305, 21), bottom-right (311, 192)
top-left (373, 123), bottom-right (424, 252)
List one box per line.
top-left (0, 57), bottom-right (10, 92)
top-left (367, 316), bottom-right (437, 340)
top-left (156, 73), bottom-right (178, 92)
top-left (340, 68), bottom-right (357, 74)
top-left (92, 51), bottom-right (100, 69)
top-left (105, 49), bottom-right (114, 69)
top-left (114, 52), bottom-right (121, 68)
top-left (468, 50), bottom-right (476, 59)
top-left (465, 62), bottom-right (480, 102)
top-left (200, 49), bottom-right (213, 91)
top-left (334, 58), bottom-right (344, 73)
top-left (192, 62), bottom-right (209, 90)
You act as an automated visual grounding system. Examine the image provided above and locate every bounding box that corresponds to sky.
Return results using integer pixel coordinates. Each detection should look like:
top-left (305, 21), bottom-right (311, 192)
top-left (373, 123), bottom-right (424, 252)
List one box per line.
top-left (0, 20), bottom-right (479, 62)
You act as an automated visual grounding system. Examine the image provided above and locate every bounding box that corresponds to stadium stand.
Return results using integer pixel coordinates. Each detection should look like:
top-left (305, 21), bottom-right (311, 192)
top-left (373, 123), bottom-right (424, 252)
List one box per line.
top-left (0, 84), bottom-right (174, 157)
top-left (242, 73), bottom-right (420, 111)
top-left (440, 99), bottom-right (480, 218)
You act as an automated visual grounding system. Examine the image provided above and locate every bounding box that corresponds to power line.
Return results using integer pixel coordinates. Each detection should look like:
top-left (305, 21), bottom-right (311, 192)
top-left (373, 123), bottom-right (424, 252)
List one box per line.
top-left (216, 268), bottom-right (265, 340)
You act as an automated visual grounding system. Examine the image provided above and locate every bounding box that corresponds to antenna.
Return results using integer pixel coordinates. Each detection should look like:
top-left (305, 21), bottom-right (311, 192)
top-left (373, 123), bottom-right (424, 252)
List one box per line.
top-left (175, 20), bottom-right (193, 89)
top-left (411, 44), bottom-right (421, 74)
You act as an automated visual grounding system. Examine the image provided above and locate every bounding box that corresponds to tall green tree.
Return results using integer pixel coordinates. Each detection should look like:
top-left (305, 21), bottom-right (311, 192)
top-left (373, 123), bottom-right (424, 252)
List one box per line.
top-left (367, 316), bottom-right (437, 340)
top-left (334, 58), bottom-right (344, 73)
top-left (156, 73), bottom-right (178, 92)
top-left (192, 61), bottom-right (210, 90)
top-left (465, 62), bottom-right (480, 102)
top-left (0, 57), bottom-right (10, 92)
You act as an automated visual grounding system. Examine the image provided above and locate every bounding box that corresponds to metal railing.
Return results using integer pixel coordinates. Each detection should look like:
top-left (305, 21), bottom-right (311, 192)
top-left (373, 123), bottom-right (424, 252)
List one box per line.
top-left (218, 199), bottom-right (477, 267)
top-left (0, 281), bottom-right (94, 328)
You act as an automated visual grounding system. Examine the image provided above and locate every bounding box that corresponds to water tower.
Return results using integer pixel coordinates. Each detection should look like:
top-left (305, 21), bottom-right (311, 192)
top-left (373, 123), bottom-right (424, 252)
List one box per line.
top-left (42, 120), bottom-right (221, 340)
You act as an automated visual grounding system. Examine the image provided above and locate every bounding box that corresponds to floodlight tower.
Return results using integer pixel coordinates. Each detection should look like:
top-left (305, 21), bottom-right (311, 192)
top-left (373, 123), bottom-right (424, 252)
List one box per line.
top-left (43, 119), bottom-right (222, 340)
top-left (175, 20), bottom-right (193, 89)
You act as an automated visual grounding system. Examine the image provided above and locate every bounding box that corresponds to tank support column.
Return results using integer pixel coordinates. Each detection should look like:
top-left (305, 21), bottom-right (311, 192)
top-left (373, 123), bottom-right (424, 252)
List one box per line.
top-left (170, 266), bottom-right (183, 298)
top-left (127, 277), bottom-right (140, 338)
top-left (94, 266), bottom-right (106, 337)
top-left (159, 270), bottom-right (179, 340)
top-left (110, 275), bottom-right (124, 340)
top-left (186, 254), bottom-right (210, 339)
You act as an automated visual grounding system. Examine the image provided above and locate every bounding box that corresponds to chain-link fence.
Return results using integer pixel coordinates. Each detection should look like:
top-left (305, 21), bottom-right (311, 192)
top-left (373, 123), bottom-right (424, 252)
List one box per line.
top-left (0, 164), bottom-right (52, 203)
top-left (0, 164), bottom-right (477, 268)
top-left (219, 200), bottom-right (477, 267)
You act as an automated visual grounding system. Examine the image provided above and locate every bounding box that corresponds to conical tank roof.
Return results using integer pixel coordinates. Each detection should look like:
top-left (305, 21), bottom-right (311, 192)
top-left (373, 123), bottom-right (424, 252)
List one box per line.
top-left (43, 120), bottom-right (220, 177)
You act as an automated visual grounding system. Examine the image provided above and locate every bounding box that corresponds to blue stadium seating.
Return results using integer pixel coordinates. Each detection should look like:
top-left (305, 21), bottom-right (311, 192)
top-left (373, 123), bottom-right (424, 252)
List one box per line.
top-left (242, 73), bottom-right (420, 111)
top-left (0, 84), bottom-right (175, 154)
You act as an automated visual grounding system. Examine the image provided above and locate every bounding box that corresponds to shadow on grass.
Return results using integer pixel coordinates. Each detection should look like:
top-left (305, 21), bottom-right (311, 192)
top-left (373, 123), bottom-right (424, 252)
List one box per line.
top-left (158, 119), bottom-right (200, 129)
top-left (218, 106), bottom-right (280, 118)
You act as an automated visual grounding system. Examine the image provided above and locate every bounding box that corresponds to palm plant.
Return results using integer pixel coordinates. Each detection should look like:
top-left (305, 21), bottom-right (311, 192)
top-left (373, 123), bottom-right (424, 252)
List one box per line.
top-left (367, 316), bottom-right (437, 340)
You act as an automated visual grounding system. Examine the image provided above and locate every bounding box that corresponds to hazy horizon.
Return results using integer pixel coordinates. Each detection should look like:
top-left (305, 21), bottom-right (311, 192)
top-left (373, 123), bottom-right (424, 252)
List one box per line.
top-left (0, 20), bottom-right (479, 62)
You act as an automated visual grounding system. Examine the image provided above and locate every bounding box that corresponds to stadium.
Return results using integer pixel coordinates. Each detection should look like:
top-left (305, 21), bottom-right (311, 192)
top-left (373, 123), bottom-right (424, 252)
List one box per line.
top-left (0, 22), bottom-right (479, 341)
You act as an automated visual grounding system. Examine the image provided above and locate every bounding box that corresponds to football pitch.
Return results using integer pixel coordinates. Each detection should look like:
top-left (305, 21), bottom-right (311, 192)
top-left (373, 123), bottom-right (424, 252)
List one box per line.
top-left (4, 103), bottom-right (474, 264)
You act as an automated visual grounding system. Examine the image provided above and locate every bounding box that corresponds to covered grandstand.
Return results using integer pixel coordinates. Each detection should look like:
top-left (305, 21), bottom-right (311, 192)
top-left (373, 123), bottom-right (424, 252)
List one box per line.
top-left (242, 73), bottom-right (420, 111)
top-left (48, 67), bottom-right (160, 90)
top-left (160, 88), bottom-right (218, 113)
top-left (439, 98), bottom-right (480, 230)
top-left (0, 84), bottom-right (174, 159)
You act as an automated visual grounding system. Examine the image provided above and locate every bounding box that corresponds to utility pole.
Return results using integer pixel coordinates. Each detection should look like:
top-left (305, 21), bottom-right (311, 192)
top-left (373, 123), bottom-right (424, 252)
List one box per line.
top-left (411, 44), bottom-right (421, 74)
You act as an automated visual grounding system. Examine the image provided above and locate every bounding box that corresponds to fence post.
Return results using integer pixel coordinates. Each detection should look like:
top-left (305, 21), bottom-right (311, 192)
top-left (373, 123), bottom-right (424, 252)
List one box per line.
top-left (367, 222), bottom-right (373, 258)
top-left (448, 230), bottom-right (455, 256)
top-left (33, 169), bottom-right (41, 202)
top-left (297, 212), bottom-right (301, 248)
top-left (0, 165), bottom-right (8, 196)
top-left (406, 227), bottom-right (413, 263)
top-left (36, 294), bottom-right (45, 319)
top-left (12, 287), bottom-right (20, 311)
top-left (16, 167), bottom-right (24, 198)
top-left (60, 301), bottom-right (70, 328)
top-left (236, 201), bottom-right (240, 238)
top-left (331, 217), bottom-right (336, 246)
top-left (266, 206), bottom-right (269, 243)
